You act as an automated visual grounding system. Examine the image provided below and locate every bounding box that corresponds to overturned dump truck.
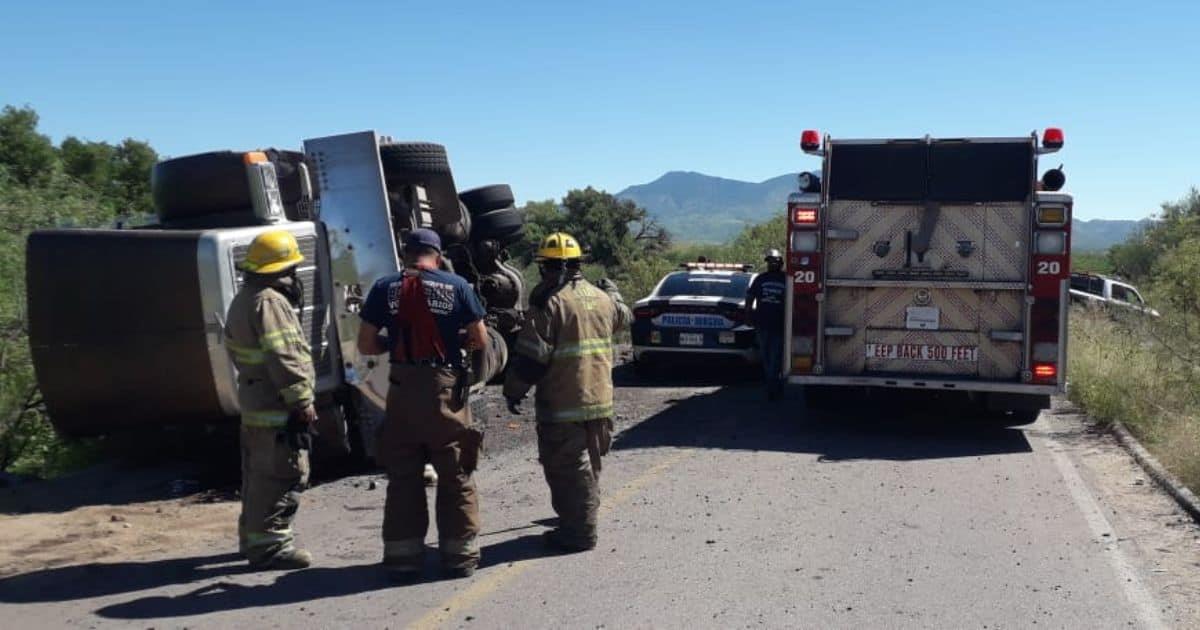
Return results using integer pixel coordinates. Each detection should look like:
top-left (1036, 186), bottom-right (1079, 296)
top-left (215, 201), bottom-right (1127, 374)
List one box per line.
top-left (27, 131), bottom-right (525, 457)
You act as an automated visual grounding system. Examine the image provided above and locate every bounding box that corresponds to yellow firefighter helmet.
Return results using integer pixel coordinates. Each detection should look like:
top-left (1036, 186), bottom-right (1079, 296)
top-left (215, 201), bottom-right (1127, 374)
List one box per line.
top-left (535, 232), bottom-right (583, 261)
top-left (240, 230), bottom-right (304, 274)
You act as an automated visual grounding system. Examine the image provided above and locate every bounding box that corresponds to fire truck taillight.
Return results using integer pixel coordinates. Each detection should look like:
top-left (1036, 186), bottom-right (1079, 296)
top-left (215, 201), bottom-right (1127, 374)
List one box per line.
top-left (1042, 127), bottom-right (1064, 150)
top-left (1033, 363), bottom-right (1057, 381)
top-left (800, 129), bottom-right (822, 153)
top-left (1036, 205), bottom-right (1068, 226)
top-left (791, 231), bottom-right (818, 253)
top-left (792, 207), bottom-right (818, 226)
top-left (1034, 231), bottom-right (1067, 255)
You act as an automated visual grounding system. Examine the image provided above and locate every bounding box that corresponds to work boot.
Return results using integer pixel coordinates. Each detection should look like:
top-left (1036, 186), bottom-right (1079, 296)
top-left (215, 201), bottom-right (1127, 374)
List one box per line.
top-left (250, 548), bottom-right (312, 571)
top-left (423, 463), bottom-right (438, 487)
top-left (442, 564), bottom-right (476, 579)
top-left (542, 529), bottom-right (596, 553)
top-left (383, 555), bottom-right (423, 582)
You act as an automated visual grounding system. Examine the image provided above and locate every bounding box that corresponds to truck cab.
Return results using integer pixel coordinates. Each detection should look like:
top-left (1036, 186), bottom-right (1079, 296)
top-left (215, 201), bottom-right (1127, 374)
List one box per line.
top-left (784, 129), bottom-right (1071, 423)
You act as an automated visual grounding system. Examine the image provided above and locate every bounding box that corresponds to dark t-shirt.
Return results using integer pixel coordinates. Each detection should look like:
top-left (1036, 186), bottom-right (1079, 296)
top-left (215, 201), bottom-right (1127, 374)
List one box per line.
top-left (360, 269), bottom-right (486, 367)
top-left (746, 270), bottom-right (787, 330)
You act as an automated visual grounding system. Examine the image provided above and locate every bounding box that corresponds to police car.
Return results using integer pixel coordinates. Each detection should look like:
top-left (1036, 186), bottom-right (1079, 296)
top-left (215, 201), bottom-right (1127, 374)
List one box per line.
top-left (631, 262), bottom-right (759, 371)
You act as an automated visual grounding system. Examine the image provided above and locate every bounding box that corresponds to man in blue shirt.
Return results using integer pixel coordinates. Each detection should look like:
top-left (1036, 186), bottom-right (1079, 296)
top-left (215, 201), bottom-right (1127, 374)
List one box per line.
top-left (357, 228), bottom-right (488, 580)
top-left (745, 249), bottom-right (788, 400)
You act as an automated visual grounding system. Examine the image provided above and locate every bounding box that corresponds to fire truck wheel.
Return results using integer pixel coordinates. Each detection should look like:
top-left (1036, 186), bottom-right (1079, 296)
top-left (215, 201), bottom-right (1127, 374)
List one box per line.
top-left (802, 385), bottom-right (838, 412)
top-left (987, 408), bottom-right (1040, 426)
top-left (459, 184), bottom-right (515, 215)
top-left (379, 142), bottom-right (451, 179)
top-left (152, 151), bottom-right (253, 220)
top-left (470, 207), bottom-right (525, 244)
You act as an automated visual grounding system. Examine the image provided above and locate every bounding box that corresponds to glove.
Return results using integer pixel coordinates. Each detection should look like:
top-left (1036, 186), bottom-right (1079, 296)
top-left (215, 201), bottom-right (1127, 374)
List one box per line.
top-left (285, 405), bottom-right (319, 451)
top-left (505, 396), bottom-right (524, 415)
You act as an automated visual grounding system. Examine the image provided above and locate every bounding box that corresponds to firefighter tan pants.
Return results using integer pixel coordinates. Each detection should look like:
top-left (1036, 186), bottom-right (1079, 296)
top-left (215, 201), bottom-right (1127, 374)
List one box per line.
top-left (380, 364), bottom-right (483, 570)
top-left (238, 425), bottom-right (309, 565)
top-left (536, 418), bottom-right (613, 547)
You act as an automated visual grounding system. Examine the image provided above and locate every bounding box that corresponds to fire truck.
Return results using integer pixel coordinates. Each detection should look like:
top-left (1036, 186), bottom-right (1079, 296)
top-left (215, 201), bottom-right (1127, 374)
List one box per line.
top-left (784, 129), bottom-right (1070, 423)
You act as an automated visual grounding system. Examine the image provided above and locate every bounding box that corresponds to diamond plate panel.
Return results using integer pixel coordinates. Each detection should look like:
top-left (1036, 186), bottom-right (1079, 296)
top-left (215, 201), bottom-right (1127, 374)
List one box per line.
top-left (823, 287), bottom-right (1024, 379)
top-left (826, 201), bottom-right (1028, 282)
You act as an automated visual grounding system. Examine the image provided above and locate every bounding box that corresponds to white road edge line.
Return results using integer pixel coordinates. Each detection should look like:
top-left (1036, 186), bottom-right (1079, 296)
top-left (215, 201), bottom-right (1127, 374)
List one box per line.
top-left (1038, 429), bottom-right (1167, 630)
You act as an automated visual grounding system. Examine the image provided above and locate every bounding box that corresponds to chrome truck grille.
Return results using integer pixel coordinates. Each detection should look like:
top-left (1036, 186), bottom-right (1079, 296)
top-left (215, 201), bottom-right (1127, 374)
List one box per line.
top-left (232, 235), bottom-right (334, 378)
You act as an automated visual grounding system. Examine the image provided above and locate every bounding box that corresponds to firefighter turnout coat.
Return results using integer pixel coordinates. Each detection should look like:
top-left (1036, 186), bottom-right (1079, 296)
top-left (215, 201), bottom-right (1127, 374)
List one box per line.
top-left (504, 273), bottom-right (632, 423)
top-left (224, 277), bottom-right (315, 426)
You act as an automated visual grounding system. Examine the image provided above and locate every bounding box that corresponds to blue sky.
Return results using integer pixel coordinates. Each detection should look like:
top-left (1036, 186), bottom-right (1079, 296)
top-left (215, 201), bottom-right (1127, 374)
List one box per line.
top-left (2, 0), bottom-right (1197, 220)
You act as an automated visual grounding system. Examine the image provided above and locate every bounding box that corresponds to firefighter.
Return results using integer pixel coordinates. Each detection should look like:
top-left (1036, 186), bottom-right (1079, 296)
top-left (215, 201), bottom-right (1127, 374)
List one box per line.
top-left (357, 228), bottom-right (488, 580)
top-left (745, 248), bottom-right (788, 400)
top-left (503, 232), bottom-right (632, 552)
top-left (224, 229), bottom-right (317, 570)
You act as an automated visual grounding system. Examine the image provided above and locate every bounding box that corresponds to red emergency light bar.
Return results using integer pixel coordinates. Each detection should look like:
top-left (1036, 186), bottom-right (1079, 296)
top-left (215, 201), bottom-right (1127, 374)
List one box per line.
top-left (1042, 127), bottom-right (1064, 149)
top-left (800, 129), bottom-right (821, 153)
top-left (681, 262), bottom-right (754, 271)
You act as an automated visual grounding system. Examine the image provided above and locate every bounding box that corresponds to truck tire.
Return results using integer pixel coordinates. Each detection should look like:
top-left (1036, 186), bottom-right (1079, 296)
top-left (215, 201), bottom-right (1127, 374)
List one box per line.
top-left (471, 206), bottom-right (524, 244)
top-left (379, 142), bottom-right (451, 179)
top-left (459, 184), bottom-right (515, 215)
top-left (152, 151), bottom-right (252, 220)
top-left (987, 408), bottom-right (1040, 426)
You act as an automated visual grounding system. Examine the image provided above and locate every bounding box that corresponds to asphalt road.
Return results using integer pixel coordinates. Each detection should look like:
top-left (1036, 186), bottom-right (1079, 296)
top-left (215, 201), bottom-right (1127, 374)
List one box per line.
top-left (3, 372), bottom-right (1199, 629)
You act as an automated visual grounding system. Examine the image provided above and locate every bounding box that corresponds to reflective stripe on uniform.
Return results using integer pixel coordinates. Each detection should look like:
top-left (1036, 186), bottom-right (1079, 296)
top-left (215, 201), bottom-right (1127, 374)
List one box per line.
top-left (439, 536), bottom-right (480, 556)
top-left (227, 340), bottom-right (266, 365)
top-left (516, 335), bottom-right (554, 363)
top-left (243, 528), bottom-right (294, 549)
top-left (552, 337), bottom-right (613, 359)
top-left (242, 409), bottom-right (289, 428)
top-left (279, 381), bottom-right (314, 405)
top-left (547, 402), bottom-right (614, 423)
top-left (260, 327), bottom-right (307, 353)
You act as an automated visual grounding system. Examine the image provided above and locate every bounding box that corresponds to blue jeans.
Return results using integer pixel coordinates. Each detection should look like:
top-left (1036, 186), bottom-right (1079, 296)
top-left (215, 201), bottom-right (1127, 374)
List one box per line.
top-left (756, 328), bottom-right (784, 391)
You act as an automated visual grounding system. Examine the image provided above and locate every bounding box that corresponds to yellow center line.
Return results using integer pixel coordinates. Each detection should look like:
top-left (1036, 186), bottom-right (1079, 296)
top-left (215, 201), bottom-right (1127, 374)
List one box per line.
top-left (407, 448), bottom-right (692, 630)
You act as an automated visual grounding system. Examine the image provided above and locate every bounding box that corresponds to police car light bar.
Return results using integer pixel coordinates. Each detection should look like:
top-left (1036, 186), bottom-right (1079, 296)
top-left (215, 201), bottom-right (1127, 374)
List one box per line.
top-left (681, 262), bottom-right (754, 272)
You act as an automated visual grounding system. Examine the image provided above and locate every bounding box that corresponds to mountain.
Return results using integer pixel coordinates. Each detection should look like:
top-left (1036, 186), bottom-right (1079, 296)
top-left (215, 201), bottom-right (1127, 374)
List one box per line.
top-left (617, 171), bottom-right (798, 243)
top-left (618, 171), bottom-right (1145, 250)
top-left (1071, 219), bottom-right (1144, 252)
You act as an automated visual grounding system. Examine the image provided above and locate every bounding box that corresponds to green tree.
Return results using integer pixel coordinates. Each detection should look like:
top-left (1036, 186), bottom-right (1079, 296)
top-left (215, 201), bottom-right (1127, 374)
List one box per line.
top-left (59, 136), bottom-right (115, 190)
top-left (1109, 188), bottom-right (1200, 281)
top-left (0, 106), bottom-right (59, 188)
top-left (108, 138), bottom-right (157, 215)
top-left (514, 188), bottom-right (670, 272)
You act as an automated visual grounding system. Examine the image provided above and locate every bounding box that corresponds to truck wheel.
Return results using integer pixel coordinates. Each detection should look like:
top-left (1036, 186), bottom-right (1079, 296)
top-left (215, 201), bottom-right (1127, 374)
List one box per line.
top-left (471, 206), bottom-right (524, 244)
top-left (152, 151), bottom-right (253, 220)
top-left (379, 142), bottom-right (451, 179)
top-left (459, 184), bottom-right (515, 214)
top-left (803, 385), bottom-right (837, 411)
top-left (988, 408), bottom-right (1040, 426)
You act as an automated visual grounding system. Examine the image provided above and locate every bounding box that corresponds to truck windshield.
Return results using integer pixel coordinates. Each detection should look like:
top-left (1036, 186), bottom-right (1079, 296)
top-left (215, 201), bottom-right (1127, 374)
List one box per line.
top-left (655, 273), bottom-right (752, 298)
top-left (829, 140), bottom-right (1033, 203)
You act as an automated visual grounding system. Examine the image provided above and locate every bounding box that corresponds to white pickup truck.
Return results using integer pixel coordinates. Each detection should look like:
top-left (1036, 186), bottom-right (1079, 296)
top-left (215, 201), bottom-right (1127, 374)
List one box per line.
top-left (1069, 273), bottom-right (1158, 317)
